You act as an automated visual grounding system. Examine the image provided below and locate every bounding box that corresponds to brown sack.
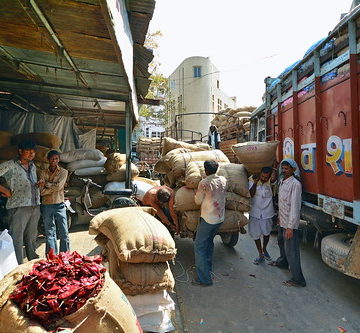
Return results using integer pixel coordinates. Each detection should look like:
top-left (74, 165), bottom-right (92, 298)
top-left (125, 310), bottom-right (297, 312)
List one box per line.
top-left (106, 163), bottom-right (139, 182)
top-left (0, 261), bottom-right (141, 333)
top-left (169, 150), bottom-right (229, 178)
top-left (217, 163), bottom-right (250, 198)
top-left (0, 131), bottom-right (12, 148)
top-left (155, 148), bottom-right (191, 174)
top-left (162, 137), bottom-right (210, 156)
top-left (0, 145), bottom-right (52, 163)
top-left (225, 192), bottom-right (250, 212)
top-left (11, 133), bottom-right (62, 149)
top-left (89, 187), bottom-right (109, 208)
top-left (181, 210), bottom-right (248, 232)
top-left (174, 187), bottom-right (200, 212)
top-left (90, 207), bottom-right (176, 263)
top-left (232, 141), bottom-right (279, 174)
top-left (106, 241), bottom-right (174, 296)
top-left (104, 153), bottom-right (127, 173)
top-left (185, 161), bottom-right (206, 189)
top-left (133, 176), bottom-right (159, 187)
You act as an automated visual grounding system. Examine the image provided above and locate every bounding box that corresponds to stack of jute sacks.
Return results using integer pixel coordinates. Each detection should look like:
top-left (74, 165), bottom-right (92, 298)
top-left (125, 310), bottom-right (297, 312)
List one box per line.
top-left (155, 137), bottom-right (250, 237)
top-left (104, 152), bottom-right (139, 182)
top-left (89, 207), bottom-right (177, 332)
top-left (0, 132), bottom-right (62, 173)
top-left (137, 137), bottom-right (162, 153)
top-left (211, 107), bottom-right (255, 137)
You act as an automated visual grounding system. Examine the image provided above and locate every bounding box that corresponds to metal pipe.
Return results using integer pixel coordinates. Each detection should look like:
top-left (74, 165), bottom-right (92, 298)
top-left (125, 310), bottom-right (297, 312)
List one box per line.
top-left (29, 0), bottom-right (89, 88)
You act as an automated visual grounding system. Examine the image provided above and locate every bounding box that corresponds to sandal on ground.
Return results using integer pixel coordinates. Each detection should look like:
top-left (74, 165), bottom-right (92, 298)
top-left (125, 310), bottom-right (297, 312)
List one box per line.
top-left (263, 250), bottom-right (272, 261)
top-left (282, 279), bottom-right (306, 287)
top-left (253, 256), bottom-right (265, 265)
top-left (267, 260), bottom-right (279, 266)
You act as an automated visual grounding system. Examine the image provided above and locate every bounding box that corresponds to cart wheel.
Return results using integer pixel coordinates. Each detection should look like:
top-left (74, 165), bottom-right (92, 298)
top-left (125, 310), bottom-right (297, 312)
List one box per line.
top-left (220, 232), bottom-right (239, 247)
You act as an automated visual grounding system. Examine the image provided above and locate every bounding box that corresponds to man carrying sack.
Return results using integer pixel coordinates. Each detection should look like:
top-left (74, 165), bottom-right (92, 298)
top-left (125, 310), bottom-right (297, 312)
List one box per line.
top-left (192, 160), bottom-right (226, 286)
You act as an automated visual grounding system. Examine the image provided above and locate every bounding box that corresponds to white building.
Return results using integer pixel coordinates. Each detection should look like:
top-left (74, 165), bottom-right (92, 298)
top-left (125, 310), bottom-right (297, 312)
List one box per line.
top-left (133, 116), bottom-right (165, 140)
top-left (167, 56), bottom-right (236, 141)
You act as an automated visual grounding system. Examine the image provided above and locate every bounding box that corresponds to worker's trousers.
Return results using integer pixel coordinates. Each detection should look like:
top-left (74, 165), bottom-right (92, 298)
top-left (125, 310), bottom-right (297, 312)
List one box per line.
top-left (276, 227), bottom-right (306, 286)
top-left (8, 206), bottom-right (40, 264)
top-left (194, 218), bottom-right (222, 285)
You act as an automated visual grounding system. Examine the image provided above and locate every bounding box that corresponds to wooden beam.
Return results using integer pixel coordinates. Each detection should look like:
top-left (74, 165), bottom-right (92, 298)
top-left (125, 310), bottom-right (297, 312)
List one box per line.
top-left (0, 78), bottom-right (130, 101)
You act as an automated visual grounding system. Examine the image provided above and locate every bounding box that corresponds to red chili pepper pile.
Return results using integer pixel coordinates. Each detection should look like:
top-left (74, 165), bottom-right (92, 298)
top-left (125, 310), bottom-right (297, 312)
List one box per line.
top-left (9, 249), bottom-right (106, 330)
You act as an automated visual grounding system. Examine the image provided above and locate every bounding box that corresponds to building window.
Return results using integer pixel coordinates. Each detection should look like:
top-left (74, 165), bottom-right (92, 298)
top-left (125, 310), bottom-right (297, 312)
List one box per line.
top-left (212, 95), bottom-right (215, 112)
top-left (170, 80), bottom-right (176, 89)
top-left (217, 80), bottom-right (220, 88)
top-left (177, 95), bottom-right (182, 113)
top-left (217, 98), bottom-right (222, 112)
top-left (145, 127), bottom-right (149, 137)
top-left (224, 103), bottom-right (228, 110)
top-left (193, 66), bottom-right (202, 78)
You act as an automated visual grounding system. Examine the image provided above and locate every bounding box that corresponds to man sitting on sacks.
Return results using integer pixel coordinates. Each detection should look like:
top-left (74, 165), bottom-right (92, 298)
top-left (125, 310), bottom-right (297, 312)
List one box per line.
top-left (192, 160), bottom-right (226, 286)
top-left (248, 165), bottom-right (277, 265)
top-left (142, 185), bottom-right (179, 233)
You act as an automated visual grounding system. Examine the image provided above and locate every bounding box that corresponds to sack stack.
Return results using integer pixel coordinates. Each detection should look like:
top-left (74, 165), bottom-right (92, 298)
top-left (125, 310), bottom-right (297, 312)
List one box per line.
top-left (90, 207), bottom-right (176, 331)
top-left (104, 153), bottom-right (139, 182)
top-left (154, 138), bottom-right (249, 237)
top-left (211, 107), bottom-right (255, 139)
top-left (137, 137), bottom-right (162, 153)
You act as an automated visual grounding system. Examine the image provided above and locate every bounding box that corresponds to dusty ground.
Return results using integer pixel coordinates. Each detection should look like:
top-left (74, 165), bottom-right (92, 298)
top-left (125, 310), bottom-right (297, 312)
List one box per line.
top-left (171, 231), bottom-right (360, 333)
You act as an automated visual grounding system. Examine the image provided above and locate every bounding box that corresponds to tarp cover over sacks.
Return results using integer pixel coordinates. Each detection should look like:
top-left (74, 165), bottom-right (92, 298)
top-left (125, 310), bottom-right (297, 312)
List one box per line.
top-left (89, 207), bottom-right (176, 263)
top-left (232, 141), bottom-right (279, 175)
top-left (161, 137), bottom-right (210, 156)
top-left (0, 260), bottom-right (142, 333)
top-left (169, 150), bottom-right (229, 178)
top-left (106, 241), bottom-right (174, 296)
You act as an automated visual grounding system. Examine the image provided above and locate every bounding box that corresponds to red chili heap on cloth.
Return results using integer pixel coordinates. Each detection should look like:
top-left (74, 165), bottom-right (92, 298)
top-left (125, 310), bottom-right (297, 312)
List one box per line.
top-left (9, 249), bottom-right (106, 330)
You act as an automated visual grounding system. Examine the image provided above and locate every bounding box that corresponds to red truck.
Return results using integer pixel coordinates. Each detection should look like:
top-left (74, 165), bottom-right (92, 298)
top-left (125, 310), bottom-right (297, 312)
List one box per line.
top-left (250, 5), bottom-right (360, 279)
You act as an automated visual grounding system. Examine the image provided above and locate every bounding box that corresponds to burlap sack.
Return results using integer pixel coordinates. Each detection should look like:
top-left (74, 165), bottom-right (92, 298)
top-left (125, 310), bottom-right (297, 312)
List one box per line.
top-left (106, 241), bottom-right (174, 296)
top-left (161, 137), bottom-right (210, 156)
top-left (133, 176), bottom-right (159, 187)
top-left (225, 192), bottom-right (250, 212)
top-left (11, 133), bottom-right (62, 149)
top-left (232, 141), bottom-right (279, 174)
top-left (106, 163), bottom-right (139, 181)
top-left (169, 150), bottom-right (230, 178)
top-left (154, 148), bottom-right (191, 174)
top-left (60, 149), bottom-right (104, 163)
top-left (185, 161), bottom-right (206, 189)
top-left (90, 207), bottom-right (176, 263)
top-left (104, 153), bottom-right (127, 173)
top-left (0, 145), bottom-right (52, 163)
top-left (0, 131), bottom-right (12, 148)
top-left (174, 187), bottom-right (200, 212)
top-left (181, 210), bottom-right (248, 232)
top-left (90, 207), bottom-right (157, 233)
top-left (217, 163), bottom-right (250, 198)
top-left (67, 157), bottom-right (106, 172)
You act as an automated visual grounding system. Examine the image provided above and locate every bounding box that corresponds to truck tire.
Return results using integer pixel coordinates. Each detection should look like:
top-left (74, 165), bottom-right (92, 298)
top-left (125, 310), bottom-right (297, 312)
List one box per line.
top-left (321, 233), bottom-right (352, 273)
top-left (220, 232), bottom-right (239, 247)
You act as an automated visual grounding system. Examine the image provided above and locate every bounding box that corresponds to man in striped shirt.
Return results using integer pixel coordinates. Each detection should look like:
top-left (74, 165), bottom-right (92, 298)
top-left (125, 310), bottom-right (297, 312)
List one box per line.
top-left (269, 159), bottom-right (306, 287)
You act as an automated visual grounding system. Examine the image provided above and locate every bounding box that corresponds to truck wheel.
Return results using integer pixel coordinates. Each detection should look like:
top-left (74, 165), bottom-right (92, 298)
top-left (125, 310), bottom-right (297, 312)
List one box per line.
top-left (321, 233), bottom-right (352, 273)
top-left (220, 232), bottom-right (239, 247)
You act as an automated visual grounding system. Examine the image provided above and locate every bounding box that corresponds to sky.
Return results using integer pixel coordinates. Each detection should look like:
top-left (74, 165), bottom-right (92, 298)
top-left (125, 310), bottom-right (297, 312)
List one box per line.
top-left (149, 0), bottom-right (353, 107)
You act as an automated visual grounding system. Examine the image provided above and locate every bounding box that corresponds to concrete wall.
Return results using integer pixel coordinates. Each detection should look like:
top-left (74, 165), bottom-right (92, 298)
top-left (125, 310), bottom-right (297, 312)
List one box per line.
top-left (168, 56), bottom-right (235, 141)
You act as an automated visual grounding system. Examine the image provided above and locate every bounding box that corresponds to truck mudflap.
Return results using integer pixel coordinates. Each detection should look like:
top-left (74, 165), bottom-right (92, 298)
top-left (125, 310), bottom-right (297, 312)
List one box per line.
top-left (344, 226), bottom-right (360, 279)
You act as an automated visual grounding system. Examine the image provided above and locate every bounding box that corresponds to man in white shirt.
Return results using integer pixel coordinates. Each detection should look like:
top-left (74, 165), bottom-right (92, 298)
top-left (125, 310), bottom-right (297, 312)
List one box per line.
top-left (193, 160), bottom-right (227, 286)
top-left (269, 159), bottom-right (306, 287)
top-left (249, 166), bottom-right (276, 264)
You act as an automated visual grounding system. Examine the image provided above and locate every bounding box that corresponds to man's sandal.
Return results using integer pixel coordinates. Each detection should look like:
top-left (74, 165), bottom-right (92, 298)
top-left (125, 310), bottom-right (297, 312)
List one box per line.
top-left (253, 256), bottom-right (265, 265)
top-left (263, 250), bottom-right (272, 261)
top-left (282, 280), bottom-right (306, 287)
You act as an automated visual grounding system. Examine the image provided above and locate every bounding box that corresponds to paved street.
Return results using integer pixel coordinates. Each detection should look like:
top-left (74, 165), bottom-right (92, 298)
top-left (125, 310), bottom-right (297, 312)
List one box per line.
top-left (34, 225), bottom-right (360, 333)
top-left (171, 231), bottom-right (360, 333)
